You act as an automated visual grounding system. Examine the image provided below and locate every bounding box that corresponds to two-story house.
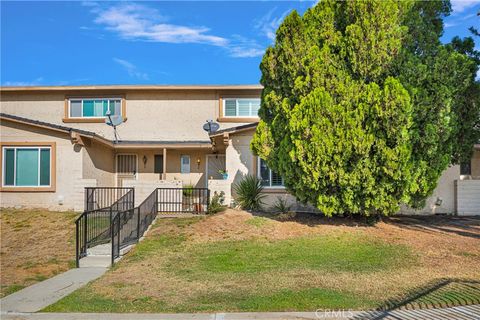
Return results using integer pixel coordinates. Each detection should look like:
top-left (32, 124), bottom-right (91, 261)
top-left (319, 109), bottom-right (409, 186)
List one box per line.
top-left (0, 85), bottom-right (479, 214)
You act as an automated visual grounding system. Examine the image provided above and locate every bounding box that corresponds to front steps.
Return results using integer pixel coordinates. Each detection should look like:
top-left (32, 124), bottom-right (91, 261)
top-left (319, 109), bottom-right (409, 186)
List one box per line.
top-left (79, 243), bottom-right (135, 268)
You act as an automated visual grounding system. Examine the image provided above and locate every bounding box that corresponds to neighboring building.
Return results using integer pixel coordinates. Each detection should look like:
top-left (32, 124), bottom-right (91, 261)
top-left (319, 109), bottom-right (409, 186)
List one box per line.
top-left (0, 85), bottom-right (478, 215)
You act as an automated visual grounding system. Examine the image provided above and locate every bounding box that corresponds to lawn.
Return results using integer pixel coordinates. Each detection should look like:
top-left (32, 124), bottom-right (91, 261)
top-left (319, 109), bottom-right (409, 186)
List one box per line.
top-left (45, 210), bottom-right (480, 313)
top-left (0, 208), bottom-right (77, 297)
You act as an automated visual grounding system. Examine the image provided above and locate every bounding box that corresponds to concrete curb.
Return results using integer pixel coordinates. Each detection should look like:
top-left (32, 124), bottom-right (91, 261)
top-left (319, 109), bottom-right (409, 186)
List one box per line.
top-left (1, 304), bottom-right (480, 320)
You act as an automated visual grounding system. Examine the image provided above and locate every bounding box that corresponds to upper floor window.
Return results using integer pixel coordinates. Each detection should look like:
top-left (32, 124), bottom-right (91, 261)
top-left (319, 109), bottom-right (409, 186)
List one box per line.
top-left (223, 98), bottom-right (260, 118)
top-left (258, 158), bottom-right (284, 188)
top-left (68, 98), bottom-right (122, 119)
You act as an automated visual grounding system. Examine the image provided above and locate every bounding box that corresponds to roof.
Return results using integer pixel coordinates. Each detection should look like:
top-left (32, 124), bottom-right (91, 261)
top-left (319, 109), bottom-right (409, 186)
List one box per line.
top-left (0, 112), bottom-right (98, 137)
top-left (0, 84), bottom-right (263, 92)
top-left (0, 113), bottom-right (212, 149)
top-left (209, 122), bottom-right (258, 137)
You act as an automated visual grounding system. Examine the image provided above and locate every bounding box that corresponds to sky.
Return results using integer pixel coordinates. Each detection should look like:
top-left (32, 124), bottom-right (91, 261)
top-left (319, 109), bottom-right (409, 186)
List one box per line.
top-left (1, 0), bottom-right (479, 86)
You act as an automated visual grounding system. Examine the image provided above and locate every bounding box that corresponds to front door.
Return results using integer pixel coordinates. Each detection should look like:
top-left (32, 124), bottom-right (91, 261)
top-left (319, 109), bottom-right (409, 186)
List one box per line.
top-left (206, 154), bottom-right (226, 186)
top-left (116, 154), bottom-right (137, 187)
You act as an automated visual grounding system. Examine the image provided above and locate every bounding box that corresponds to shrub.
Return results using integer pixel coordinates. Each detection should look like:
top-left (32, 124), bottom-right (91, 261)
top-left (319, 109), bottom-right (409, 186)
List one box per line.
top-left (207, 191), bottom-right (227, 215)
top-left (272, 197), bottom-right (296, 221)
top-left (272, 197), bottom-right (292, 214)
top-left (233, 175), bottom-right (266, 211)
top-left (183, 184), bottom-right (194, 197)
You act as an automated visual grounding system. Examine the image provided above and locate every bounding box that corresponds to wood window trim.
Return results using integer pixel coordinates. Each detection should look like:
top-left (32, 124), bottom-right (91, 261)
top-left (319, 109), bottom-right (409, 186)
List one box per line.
top-left (63, 95), bottom-right (127, 123)
top-left (217, 96), bottom-right (260, 123)
top-left (0, 142), bottom-right (56, 192)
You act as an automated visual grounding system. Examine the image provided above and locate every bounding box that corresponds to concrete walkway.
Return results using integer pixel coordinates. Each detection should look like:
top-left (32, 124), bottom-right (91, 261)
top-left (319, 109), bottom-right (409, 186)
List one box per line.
top-left (1, 304), bottom-right (480, 320)
top-left (0, 267), bottom-right (107, 313)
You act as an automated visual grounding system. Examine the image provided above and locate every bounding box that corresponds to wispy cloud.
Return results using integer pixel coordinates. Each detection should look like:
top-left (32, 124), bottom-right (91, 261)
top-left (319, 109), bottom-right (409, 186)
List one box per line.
top-left (93, 3), bottom-right (227, 46)
top-left (2, 77), bottom-right (44, 86)
top-left (113, 58), bottom-right (149, 80)
top-left (451, 0), bottom-right (479, 14)
top-left (84, 2), bottom-right (263, 58)
top-left (255, 7), bottom-right (290, 41)
top-left (228, 36), bottom-right (264, 58)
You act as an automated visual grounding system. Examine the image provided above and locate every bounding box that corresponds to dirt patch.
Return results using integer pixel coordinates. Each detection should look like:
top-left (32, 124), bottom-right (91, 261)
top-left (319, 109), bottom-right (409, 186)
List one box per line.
top-left (0, 208), bottom-right (77, 297)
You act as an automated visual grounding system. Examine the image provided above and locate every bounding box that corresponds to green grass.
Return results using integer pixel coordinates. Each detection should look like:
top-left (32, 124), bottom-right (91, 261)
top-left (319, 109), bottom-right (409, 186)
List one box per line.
top-left (245, 216), bottom-right (270, 228)
top-left (169, 233), bottom-right (411, 277)
top-left (46, 228), bottom-right (414, 313)
top-left (1, 284), bottom-right (25, 296)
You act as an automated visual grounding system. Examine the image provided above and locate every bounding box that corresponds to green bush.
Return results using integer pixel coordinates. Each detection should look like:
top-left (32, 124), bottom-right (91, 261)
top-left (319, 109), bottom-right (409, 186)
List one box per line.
top-left (183, 184), bottom-right (194, 197)
top-left (208, 191), bottom-right (227, 215)
top-left (272, 197), bottom-right (292, 214)
top-left (233, 175), bottom-right (266, 211)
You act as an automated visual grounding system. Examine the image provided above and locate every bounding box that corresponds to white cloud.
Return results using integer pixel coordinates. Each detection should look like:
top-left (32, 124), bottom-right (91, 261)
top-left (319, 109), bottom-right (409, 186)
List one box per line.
top-left (94, 3), bottom-right (227, 46)
top-left (255, 7), bottom-right (290, 41)
top-left (451, 0), bottom-right (480, 14)
top-left (228, 36), bottom-right (265, 58)
top-left (2, 77), bottom-right (44, 86)
top-left (113, 58), bottom-right (149, 80)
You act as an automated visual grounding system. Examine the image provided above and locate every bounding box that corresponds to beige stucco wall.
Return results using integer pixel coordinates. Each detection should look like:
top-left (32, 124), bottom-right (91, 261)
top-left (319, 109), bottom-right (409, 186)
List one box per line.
top-left (0, 90), bottom-right (259, 142)
top-left (116, 148), bottom-right (211, 189)
top-left (0, 120), bottom-right (84, 211)
top-left (82, 138), bottom-right (115, 186)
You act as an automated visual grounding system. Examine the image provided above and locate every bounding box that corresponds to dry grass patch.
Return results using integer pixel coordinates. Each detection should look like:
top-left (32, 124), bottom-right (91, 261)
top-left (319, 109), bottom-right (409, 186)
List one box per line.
top-left (0, 208), bottom-right (77, 297)
top-left (46, 210), bottom-right (480, 313)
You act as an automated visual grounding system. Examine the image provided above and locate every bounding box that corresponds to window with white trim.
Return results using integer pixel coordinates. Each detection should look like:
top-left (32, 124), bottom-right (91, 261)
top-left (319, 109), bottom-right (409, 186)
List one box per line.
top-left (2, 147), bottom-right (52, 187)
top-left (258, 158), bottom-right (284, 187)
top-left (223, 98), bottom-right (260, 118)
top-left (180, 155), bottom-right (190, 174)
top-left (69, 98), bottom-right (121, 118)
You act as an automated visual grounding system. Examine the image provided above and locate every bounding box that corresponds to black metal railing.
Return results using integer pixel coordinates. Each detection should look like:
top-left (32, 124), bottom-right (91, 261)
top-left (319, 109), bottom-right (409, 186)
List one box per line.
top-left (78, 187), bottom-right (210, 267)
top-left (85, 187), bottom-right (134, 211)
top-left (76, 187), bottom-right (135, 267)
top-left (112, 189), bottom-right (158, 263)
top-left (157, 188), bottom-right (210, 214)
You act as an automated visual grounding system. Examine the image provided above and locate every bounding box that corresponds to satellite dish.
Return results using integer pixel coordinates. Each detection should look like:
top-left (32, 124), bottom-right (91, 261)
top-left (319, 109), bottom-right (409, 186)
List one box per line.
top-left (105, 112), bottom-right (123, 143)
top-left (203, 120), bottom-right (220, 134)
top-left (106, 115), bottom-right (123, 127)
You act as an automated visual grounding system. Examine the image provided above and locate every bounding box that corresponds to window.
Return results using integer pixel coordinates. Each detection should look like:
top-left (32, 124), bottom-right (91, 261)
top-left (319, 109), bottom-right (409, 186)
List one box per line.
top-left (68, 98), bottom-right (122, 118)
top-left (223, 98), bottom-right (260, 118)
top-left (258, 158), bottom-right (284, 187)
top-left (2, 146), bottom-right (52, 188)
top-left (180, 155), bottom-right (190, 174)
top-left (154, 155), bottom-right (164, 174)
top-left (460, 161), bottom-right (472, 175)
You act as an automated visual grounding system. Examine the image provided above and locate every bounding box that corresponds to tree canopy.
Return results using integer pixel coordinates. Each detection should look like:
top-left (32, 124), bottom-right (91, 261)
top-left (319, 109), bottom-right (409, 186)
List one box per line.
top-left (251, 0), bottom-right (480, 216)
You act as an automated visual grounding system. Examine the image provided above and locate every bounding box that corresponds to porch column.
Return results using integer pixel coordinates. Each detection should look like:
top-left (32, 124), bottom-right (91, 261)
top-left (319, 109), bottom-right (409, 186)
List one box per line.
top-left (162, 148), bottom-right (167, 180)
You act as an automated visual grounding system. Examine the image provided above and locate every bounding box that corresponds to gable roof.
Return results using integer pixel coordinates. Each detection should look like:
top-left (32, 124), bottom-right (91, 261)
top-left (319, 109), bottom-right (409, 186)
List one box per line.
top-left (0, 113), bottom-right (212, 149)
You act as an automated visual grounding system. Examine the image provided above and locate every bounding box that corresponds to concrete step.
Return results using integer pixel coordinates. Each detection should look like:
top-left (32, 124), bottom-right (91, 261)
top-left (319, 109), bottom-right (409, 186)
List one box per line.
top-left (87, 243), bottom-right (111, 256)
top-left (79, 255), bottom-right (111, 268)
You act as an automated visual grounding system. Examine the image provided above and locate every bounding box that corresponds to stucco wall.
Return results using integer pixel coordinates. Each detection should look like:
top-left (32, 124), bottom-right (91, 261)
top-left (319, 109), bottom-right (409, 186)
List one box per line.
top-left (0, 90), bottom-right (259, 141)
top-left (0, 120), bottom-right (84, 211)
top-left (115, 148), bottom-right (211, 188)
top-left (471, 149), bottom-right (480, 177)
top-left (82, 138), bottom-right (115, 186)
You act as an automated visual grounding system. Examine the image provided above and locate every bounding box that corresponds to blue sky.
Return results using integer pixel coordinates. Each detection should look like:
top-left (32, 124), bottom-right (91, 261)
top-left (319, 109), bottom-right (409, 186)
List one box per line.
top-left (1, 1), bottom-right (479, 86)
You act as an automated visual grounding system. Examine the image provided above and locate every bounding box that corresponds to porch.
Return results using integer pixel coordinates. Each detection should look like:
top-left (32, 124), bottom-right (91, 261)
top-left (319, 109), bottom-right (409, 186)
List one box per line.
top-left (112, 141), bottom-right (228, 206)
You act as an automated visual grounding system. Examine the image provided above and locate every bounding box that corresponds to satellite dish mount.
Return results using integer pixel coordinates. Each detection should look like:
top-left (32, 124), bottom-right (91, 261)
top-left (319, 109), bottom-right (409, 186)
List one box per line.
top-left (105, 111), bottom-right (123, 143)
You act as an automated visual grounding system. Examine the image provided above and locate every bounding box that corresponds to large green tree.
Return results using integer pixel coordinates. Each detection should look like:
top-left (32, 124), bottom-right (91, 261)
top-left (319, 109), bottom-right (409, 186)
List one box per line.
top-left (251, 0), bottom-right (479, 216)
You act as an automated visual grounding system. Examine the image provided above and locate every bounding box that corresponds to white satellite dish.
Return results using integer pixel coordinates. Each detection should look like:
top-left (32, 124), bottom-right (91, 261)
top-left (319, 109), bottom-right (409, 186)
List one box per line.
top-left (105, 111), bottom-right (123, 143)
top-left (106, 115), bottom-right (123, 127)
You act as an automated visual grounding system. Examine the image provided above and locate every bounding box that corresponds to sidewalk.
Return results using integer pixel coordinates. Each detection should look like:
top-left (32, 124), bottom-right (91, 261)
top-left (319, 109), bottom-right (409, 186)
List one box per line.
top-left (1, 304), bottom-right (480, 320)
top-left (0, 267), bottom-right (107, 313)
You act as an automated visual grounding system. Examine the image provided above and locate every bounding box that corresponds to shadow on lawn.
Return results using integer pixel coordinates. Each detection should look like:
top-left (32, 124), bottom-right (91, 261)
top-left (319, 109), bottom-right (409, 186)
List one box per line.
top-left (383, 215), bottom-right (480, 240)
top-left (352, 278), bottom-right (480, 320)
top-left (253, 211), bottom-right (480, 239)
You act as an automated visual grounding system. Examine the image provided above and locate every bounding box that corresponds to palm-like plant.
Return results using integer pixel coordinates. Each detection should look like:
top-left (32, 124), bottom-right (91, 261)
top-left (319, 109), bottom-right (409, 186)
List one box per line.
top-left (233, 175), bottom-right (266, 211)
